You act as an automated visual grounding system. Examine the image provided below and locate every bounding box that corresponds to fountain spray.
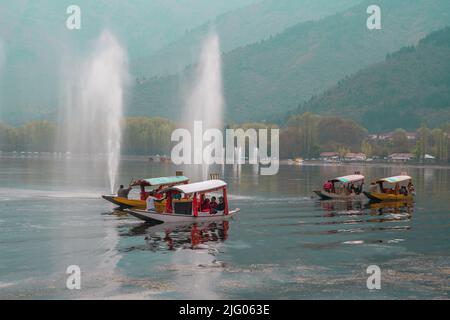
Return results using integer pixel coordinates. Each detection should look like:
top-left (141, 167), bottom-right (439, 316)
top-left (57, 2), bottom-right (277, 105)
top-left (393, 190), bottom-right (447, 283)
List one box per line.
top-left (184, 32), bottom-right (224, 179)
top-left (61, 30), bottom-right (129, 194)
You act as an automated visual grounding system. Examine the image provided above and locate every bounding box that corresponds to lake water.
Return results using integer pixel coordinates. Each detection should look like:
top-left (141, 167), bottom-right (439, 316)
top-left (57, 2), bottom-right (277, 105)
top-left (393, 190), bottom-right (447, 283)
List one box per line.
top-left (0, 155), bottom-right (449, 299)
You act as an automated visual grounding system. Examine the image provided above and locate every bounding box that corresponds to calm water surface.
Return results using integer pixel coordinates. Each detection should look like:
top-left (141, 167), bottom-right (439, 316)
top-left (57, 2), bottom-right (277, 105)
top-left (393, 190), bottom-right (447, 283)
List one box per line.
top-left (0, 155), bottom-right (449, 299)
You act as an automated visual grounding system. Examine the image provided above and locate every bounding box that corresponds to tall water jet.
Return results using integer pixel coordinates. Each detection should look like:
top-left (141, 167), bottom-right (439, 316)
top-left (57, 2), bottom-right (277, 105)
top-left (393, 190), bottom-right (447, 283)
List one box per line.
top-left (60, 31), bottom-right (128, 193)
top-left (184, 32), bottom-right (224, 180)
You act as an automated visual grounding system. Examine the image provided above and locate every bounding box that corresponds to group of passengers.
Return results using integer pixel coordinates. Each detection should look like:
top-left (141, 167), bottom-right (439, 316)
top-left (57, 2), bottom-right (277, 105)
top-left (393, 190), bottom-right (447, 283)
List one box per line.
top-left (323, 179), bottom-right (415, 196)
top-left (323, 181), bottom-right (363, 195)
top-left (373, 181), bottom-right (415, 196)
top-left (201, 196), bottom-right (225, 214)
top-left (117, 184), bottom-right (166, 201)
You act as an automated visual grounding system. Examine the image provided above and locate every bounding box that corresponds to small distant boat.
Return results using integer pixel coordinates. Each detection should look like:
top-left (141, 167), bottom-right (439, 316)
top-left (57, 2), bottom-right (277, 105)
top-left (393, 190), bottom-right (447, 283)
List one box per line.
top-left (364, 175), bottom-right (415, 202)
top-left (102, 175), bottom-right (189, 210)
top-left (149, 155), bottom-right (171, 163)
top-left (125, 179), bottom-right (240, 223)
top-left (314, 174), bottom-right (365, 200)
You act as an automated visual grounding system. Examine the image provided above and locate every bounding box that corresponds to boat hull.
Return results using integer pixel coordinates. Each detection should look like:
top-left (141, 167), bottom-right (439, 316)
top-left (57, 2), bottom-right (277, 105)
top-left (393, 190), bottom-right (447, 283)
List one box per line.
top-left (102, 195), bottom-right (146, 209)
top-left (363, 191), bottom-right (414, 202)
top-left (125, 208), bottom-right (240, 223)
top-left (313, 190), bottom-right (365, 201)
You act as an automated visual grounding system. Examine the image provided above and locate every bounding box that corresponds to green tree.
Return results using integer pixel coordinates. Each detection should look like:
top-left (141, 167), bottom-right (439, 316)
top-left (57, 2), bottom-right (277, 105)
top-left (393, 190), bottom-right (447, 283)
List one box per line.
top-left (122, 117), bottom-right (176, 155)
top-left (19, 120), bottom-right (56, 152)
top-left (316, 116), bottom-right (368, 152)
top-left (432, 128), bottom-right (448, 162)
top-left (286, 112), bottom-right (319, 158)
top-left (361, 140), bottom-right (374, 157)
top-left (337, 146), bottom-right (350, 159)
top-left (415, 125), bottom-right (430, 162)
top-left (390, 128), bottom-right (410, 152)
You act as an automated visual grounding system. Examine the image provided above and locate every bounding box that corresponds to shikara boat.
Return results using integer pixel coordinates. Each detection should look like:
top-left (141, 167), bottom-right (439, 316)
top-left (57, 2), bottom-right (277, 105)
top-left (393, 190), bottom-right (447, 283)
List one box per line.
top-left (125, 179), bottom-right (240, 223)
top-left (102, 175), bottom-right (189, 210)
top-left (363, 175), bottom-right (415, 202)
top-left (314, 174), bottom-right (365, 200)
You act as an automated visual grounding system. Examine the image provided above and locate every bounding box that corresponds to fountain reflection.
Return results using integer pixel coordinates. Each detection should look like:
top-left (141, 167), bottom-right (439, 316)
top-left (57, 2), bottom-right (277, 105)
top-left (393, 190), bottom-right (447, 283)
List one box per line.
top-left (122, 220), bottom-right (230, 253)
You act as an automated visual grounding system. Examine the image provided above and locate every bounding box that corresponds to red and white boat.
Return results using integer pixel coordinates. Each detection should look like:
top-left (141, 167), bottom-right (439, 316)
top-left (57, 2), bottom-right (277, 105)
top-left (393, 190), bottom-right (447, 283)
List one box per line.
top-left (125, 179), bottom-right (240, 223)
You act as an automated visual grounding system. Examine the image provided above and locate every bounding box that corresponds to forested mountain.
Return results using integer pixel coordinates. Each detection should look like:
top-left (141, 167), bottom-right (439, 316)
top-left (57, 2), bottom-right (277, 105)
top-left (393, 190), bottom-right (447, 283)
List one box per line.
top-left (132, 0), bottom-right (362, 77)
top-left (298, 27), bottom-right (450, 132)
top-left (129, 0), bottom-right (450, 124)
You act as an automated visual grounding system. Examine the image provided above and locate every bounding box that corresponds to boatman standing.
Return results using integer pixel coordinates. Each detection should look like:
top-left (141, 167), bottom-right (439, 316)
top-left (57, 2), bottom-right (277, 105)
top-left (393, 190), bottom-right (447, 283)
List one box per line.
top-left (117, 185), bottom-right (132, 199)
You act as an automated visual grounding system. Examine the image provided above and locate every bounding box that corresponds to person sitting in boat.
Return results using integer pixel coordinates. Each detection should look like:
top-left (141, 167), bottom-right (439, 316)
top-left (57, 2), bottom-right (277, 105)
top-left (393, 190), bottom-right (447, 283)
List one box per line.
top-left (323, 181), bottom-right (332, 193)
top-left (146, 194), bottom-right (155, 211)
top-left (140, 185), bottom-right (150, 201)
top-left (153, 186), bottom-right (165, 199)
top-left (173, 192), bottom-right (182, 200)
top-left (201, 198), bottom-right (211, 212)
top-left (216, 196), bottom-right (225, 212)
top-left (210, 196), bottom-right (218, 214)
top-left (408, 182), bottom-right (415, 194)
top-left (394, 183), bottom-right (400, 195)
top-left (355, 182), bottom-right (364, 195)
top-left (400, 186), bottom-right (408, 196)
top-left (345, 184), bottom-right (352, 195)
top-left (117, 185), bottom-right (132, 199)
top-left (350, 183), bottom-right (356, 194)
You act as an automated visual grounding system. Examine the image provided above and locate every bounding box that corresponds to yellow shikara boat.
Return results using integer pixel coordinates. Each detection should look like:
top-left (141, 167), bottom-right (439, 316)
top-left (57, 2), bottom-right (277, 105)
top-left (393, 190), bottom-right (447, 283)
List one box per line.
top-left (101, 196), bottom-right (148, 210)
top-left (102, 175), bottom-right (189, 210)
top-left (363, 175), bottom-right (415, 202)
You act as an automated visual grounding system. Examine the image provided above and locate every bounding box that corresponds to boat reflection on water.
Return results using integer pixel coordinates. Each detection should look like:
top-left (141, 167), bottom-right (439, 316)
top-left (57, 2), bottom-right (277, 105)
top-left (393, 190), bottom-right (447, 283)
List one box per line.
top-left (318, 200), bottom-right (414, 219)
top-left (305, 200), bottom-right (415, 247)
top-left (366, 201), bottom-right (414, 216)
top-left (125, 220), bottom-right (230, 252)
top-left (319, 200), bottom-right (365, 217)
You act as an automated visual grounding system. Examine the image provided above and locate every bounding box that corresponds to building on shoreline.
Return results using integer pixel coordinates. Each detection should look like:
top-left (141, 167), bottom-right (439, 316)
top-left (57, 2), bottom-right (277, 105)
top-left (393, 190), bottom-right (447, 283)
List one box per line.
top-left (319, 152), bottom-right (339, 161)
top-left (344, 153), bottom-right (367, 161)
top-left (388, 153), bottom-right (414, 163)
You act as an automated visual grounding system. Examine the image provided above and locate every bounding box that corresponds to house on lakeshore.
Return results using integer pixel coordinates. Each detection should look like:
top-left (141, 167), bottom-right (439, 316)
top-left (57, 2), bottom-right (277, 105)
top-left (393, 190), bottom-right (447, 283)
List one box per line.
top-left (319, 152), bottom-right (339, 161)
top-left (344, 153), bottom-right (367, 161)
top-left (424, 154), bottom-right (436, 163)
top-left (388, 153), bottom-right (414, 163)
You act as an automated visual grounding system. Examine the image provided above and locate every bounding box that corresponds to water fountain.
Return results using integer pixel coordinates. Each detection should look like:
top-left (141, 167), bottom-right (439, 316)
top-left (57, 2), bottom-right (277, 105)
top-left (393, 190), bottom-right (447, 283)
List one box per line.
top-left (59, 31), bottom-right (129, 194)
top-left (184, 32), bottom-right (224, 180)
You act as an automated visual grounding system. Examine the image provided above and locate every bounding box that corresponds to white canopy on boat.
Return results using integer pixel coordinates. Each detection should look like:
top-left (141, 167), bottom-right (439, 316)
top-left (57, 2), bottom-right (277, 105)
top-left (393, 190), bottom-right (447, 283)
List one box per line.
top-left (377, 175), bottom-right (412, 184)
top-left (332, 174), bottom-right (365, 183)
top-left (160, 180), bottom-right (227, 194)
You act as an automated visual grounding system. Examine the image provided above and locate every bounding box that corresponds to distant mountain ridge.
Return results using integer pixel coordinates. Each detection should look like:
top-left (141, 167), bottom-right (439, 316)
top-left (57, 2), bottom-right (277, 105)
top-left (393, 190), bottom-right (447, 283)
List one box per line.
top-left (131, 0), bottom-right (362, 77)
top-left (297, 27), bottom-right (450, 132)
top-left (128, 0), bottom-right (450, 125)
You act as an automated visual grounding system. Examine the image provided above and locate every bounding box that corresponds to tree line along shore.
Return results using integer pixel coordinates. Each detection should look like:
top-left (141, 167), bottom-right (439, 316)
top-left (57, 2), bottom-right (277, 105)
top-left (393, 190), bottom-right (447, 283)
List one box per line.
top-left (0, 113), bottom-right (449, 163)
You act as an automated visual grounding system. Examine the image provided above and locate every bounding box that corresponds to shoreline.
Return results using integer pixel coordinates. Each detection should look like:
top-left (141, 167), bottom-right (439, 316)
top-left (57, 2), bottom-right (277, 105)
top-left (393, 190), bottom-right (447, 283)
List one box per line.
top-left (1, 152), bottom-right (449, 169)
